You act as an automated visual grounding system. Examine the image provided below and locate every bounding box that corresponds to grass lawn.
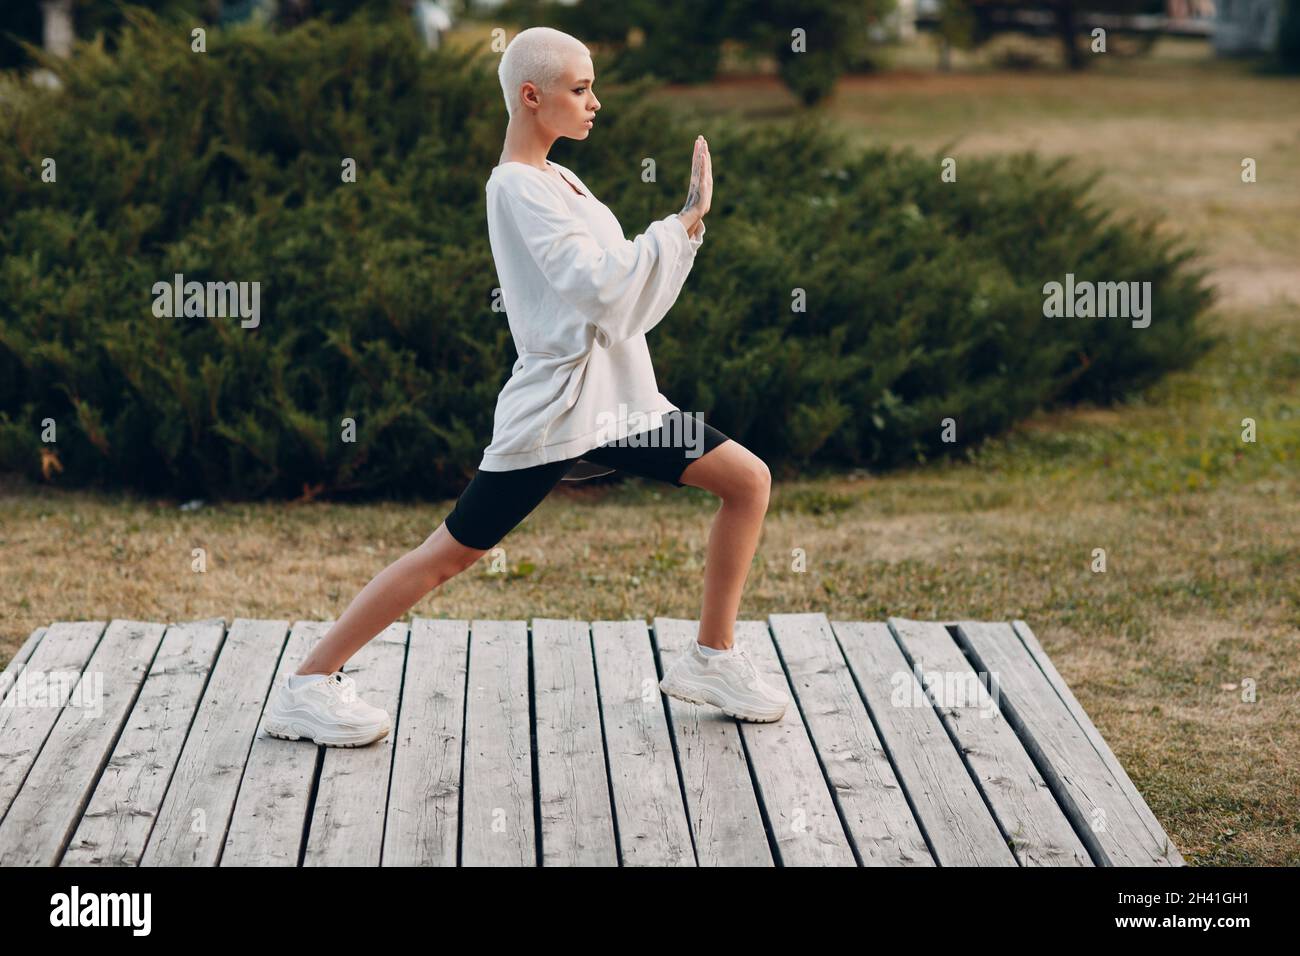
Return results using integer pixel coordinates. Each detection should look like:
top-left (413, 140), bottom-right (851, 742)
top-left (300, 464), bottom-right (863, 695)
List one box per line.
top-left (2, 35), bottom-right (1297, 864)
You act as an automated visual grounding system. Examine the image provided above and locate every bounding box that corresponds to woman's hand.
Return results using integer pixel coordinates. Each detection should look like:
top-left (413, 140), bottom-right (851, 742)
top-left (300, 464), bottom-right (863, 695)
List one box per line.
top-left (678, 135), bottom-right (712, 233)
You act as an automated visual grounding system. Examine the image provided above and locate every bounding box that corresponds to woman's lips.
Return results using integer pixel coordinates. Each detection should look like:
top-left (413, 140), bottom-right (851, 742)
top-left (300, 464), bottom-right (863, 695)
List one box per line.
top-left (584, 119), bottom-right (594, 128)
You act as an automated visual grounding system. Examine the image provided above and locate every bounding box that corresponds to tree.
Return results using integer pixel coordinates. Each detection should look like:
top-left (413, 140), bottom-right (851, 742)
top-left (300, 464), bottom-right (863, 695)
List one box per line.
top-left (549, 0), bottom-right (894, 105)
top-left (935, 0), bottom-right (1162, 70)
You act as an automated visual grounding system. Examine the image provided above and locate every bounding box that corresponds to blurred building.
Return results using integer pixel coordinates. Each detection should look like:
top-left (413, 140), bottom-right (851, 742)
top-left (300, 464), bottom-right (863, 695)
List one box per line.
top-left (888, 0), bottom-right (920, 41)
top-left (38, 0), bottom-right (74, 58)
top-left (1213, 0), bottom-right (1282, 53)
top-left (412, 0), bottom-right (453, 50)
top-left (219, 0), bottom-right (278, 25)
top-left (907, 1), bottom-right (1285, 57)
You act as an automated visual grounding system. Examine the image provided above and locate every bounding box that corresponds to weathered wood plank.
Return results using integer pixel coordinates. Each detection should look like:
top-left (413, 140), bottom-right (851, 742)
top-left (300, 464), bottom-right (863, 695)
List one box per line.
top-left (220, 621), bottom-right (328, 866)
top-left (460, 619), bottom-right (533, 866)
top-left (653, 618), bottom-right (771, 866)
top-left (832, 620), bottom-right (1017, 865)
top-left (383, 617), bottom-right (466, 867)
top-left (1010, 619), bottom-right (1184, 866)
top-left (532, 618), bottom-right (617, 866)
top-left (954, 621), bottom-right (1182, 865)
top-left (888, 617), bottom-right (1090, 866)
top-left (0, 621), bottom-right (106, 828)
top-left (139, 619), bottom-right (288, 866)
top-left (0, 626), bottom-right (48, 698)
top-left (0, 615), bottom-right (1179, 869)
top-left (593, 619), bottom-right (694, 866)
top-left (769, 613), bottom-right (933, 865)
top-left (0, 620), bottom-right (167, 866)
top-left (62, 619), bottom-right (226, 866)
top-left (731, 618), bottom-right (857, 866)
top-left (303, 621), bottom-right (406, 866)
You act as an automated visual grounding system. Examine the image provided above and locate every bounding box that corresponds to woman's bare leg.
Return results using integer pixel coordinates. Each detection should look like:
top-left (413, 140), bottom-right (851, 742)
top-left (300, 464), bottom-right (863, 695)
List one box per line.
top-left (296, 521), bottom-right (488, 675)
top-left (677, 440), bottom-right (772, 650)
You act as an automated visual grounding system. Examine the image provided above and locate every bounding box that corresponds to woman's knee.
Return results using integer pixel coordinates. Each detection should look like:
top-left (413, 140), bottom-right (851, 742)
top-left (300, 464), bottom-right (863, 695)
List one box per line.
top-left (718, 451), bottom-right (771, 509)
top-left (741, 457), bottom-right (772, 508)
top-left (682, 440), bottom-right (771, 506)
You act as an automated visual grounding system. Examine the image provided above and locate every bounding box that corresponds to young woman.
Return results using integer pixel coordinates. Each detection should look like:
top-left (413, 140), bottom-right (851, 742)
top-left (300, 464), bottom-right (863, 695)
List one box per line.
top-left (262, 27), bottom-right (788, 748)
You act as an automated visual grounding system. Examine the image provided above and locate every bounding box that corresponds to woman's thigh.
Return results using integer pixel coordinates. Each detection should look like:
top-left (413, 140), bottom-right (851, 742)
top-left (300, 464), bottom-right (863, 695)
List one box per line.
top-left (582, 410), bottom-right (733, 488)
top-left (442, 457), bottom-right (575, 551)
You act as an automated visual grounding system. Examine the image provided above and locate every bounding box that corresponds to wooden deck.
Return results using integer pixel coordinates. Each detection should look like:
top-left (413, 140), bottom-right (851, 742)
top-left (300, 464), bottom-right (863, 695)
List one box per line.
top-left (0, 614), bottom-right (1183, 867)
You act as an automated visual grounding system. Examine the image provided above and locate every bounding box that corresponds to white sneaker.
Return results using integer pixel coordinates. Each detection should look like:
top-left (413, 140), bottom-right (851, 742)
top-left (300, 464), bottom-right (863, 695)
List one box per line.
top-left (659, 640), bottom-right (790, 722)
top-left (262, 672), bottom-right (391, 747)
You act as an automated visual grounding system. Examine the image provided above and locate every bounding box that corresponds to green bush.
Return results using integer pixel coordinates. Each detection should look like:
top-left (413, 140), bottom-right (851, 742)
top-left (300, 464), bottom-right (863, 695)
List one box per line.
top-left (0, 10), bottom-right (1216, 501)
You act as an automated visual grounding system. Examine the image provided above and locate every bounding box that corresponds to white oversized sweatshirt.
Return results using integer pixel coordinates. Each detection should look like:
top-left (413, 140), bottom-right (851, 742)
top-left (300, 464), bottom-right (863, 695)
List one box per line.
top-left (478, 159), bottom-right (705, 471)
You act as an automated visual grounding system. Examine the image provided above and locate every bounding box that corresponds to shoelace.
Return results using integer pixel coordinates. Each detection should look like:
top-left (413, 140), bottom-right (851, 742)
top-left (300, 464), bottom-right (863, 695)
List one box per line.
top-left (323, 672), bottom-right (359, 704)
top-left (726, 646), bottom-right (761, 690)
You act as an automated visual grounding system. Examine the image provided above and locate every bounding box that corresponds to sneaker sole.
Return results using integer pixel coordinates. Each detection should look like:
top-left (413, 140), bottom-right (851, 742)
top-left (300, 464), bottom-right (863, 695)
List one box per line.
top-left (658, 679), bottom-right (786, 723)
top-left (264, 717), bottom-right (391, 748)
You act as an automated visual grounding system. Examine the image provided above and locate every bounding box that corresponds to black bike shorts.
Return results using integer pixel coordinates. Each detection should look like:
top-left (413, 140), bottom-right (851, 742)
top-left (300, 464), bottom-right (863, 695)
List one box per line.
top-left (443, 409), bottom-right (732, 550)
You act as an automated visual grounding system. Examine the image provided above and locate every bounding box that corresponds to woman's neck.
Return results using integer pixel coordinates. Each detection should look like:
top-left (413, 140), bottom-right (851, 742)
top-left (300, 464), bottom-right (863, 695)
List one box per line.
top-left (500, 156), bottom-right (549, 171)
top-left (498, 121), bottom-right (557, 171)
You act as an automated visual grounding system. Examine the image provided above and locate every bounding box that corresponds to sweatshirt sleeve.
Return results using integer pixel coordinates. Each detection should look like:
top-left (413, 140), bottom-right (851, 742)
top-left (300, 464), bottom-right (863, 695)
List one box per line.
top-left (502, 174), bottom-right (704, 349)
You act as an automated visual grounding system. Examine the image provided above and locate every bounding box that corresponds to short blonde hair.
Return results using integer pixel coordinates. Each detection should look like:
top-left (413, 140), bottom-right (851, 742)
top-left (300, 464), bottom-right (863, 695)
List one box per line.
top-left (498, 27), bottom-right (591, 119)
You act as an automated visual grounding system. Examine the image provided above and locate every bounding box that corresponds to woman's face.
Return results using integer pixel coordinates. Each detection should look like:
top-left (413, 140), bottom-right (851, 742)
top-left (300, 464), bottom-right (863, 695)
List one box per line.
top-left (535, 54), bottom-right (599, 140)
